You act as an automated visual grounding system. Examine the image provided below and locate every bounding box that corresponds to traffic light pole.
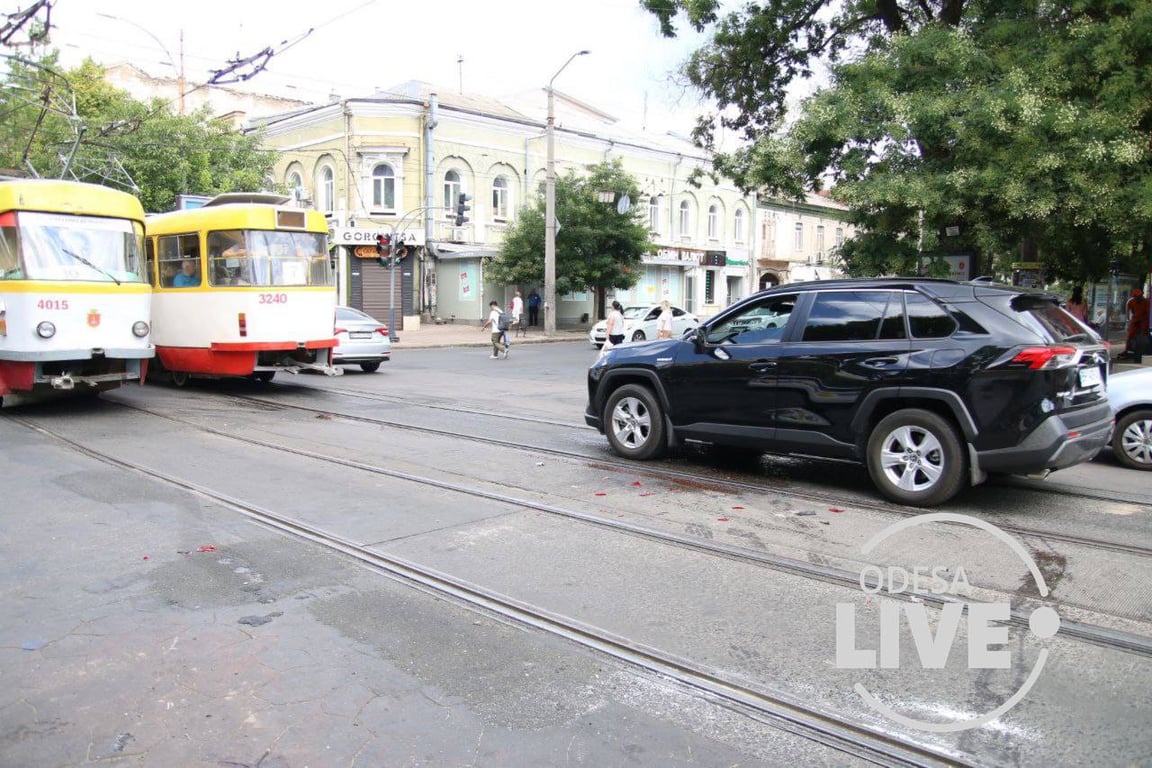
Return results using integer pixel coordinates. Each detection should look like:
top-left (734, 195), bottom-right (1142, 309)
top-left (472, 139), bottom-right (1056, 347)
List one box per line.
top-left (380, 206), bottom-right (448, 343)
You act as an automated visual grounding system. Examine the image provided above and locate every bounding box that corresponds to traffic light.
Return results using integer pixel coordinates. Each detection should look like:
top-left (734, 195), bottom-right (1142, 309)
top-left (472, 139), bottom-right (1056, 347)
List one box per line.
top-left (376, 233), bottom-right (392, 267)
top-left (455, 193), bottom-right (471, 226)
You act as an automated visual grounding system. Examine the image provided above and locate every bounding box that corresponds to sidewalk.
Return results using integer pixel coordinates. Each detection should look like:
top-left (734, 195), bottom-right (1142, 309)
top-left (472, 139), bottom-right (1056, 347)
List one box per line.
top-left (393, 321), bottom-right (590, 349)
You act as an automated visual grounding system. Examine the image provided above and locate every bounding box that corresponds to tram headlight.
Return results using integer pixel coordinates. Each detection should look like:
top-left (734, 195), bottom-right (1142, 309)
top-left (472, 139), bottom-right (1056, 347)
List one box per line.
top-left (36, 321), bottom-right (56, 339)
top-left (132, 321), bottom-right (150, 338)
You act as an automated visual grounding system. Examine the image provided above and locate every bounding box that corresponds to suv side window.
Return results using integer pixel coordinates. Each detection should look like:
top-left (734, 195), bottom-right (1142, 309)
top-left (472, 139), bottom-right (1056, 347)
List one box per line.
top-left (802, 291), bottom-right (897, 342)
top-left (906, 292), bottom-right (957, 338)
top-left (706, 294), bottom-right (797, 345)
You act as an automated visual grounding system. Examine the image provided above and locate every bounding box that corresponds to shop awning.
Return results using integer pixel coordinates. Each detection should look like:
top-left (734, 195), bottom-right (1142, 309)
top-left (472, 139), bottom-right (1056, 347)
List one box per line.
top-left (427, 242), bottom-right (500, 261)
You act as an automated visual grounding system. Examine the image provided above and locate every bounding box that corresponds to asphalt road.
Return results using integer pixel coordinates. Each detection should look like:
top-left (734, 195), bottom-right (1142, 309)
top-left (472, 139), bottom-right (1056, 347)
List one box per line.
top-left (2, 341), bottom-right (1149, 767)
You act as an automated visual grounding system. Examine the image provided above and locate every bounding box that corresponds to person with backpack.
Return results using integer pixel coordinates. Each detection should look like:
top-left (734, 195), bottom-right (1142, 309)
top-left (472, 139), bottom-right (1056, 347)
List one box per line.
top-left (480, 300), bottom-right (509, 359)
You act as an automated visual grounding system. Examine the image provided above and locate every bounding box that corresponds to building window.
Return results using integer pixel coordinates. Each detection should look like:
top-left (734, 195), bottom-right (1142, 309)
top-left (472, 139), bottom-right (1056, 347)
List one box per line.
top-left (704, 270), bottom-right (715, 304)
top-left (649, 196), bottom-right (661, 234)
top-left (734, 208), bottom-right (746, 243)
top-left (286, 171), bottom-right (303, 201)
top-left (816, 225), bottom-right (825, 254)
top-left (794, 222), bottom-right (804, 251)
top-left (371, 164), bottom-right (395, 211)
top-left (492, 176), bottom-right (509, 221)
top-left (443, 170), bottom-right (461, 218)
top-left (836, 227), bottom-right (844, 247)
top-left (317, 166), bottom-right (334, 213)
top-left (707, 205), bottom-right (719, 239)
top-left (679, 201), bottom-right (691, 237)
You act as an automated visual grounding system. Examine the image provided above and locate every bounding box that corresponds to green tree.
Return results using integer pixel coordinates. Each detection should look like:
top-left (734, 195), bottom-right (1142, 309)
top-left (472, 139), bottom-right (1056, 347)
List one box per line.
top-left (1, 54), bottom-right (275, 212)
top-left (644, 1), bottom-right (1152, 282)
top-left (488, 160), bottom-right (653, 318)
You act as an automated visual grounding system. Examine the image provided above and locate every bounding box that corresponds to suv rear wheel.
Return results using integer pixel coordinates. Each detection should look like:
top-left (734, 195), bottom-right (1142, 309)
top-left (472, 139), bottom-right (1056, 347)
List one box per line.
top-left (866, 409), bottom-right (966, 507)
top-left (604, 384), bottom-right (666, 460)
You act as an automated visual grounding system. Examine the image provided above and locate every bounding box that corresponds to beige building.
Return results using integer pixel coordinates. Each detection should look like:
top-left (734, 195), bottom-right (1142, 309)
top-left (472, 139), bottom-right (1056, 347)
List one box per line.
top-left (755, 192), bottom-right (856, 290)
top-left (252, 81), bottom-right (767, 329)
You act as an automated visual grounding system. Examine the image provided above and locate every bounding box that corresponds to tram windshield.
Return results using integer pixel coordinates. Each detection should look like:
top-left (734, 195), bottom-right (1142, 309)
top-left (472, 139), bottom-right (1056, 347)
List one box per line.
top-left (206, 229), bottom-right (332, 287)
top-left (0, 211), bottom-right (146, 282)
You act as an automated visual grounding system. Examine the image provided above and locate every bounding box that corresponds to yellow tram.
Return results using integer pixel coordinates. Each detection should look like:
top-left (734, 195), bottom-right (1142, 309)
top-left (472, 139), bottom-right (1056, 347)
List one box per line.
top-left (0, 178), bottom-right (152, 403)
top-left (144, 193), bottom-right (339, 384)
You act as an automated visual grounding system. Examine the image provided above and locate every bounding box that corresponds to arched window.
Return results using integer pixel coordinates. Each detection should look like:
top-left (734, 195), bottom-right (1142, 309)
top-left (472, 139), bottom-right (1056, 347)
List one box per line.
top-left (492, 176), bottom-right (509, 221)
top-left (443, 170), bottom-right (461, 217)
top-left (372, 164), bottom-right (395, 211)
top-left (734, 208), bottom-right (746, 243)
top-left (678, 200), bottom-right (691, 237)
top-left (707, 205), bottom-right (719, 239)
top-left (287, 171), bottom-right (303, 198)
top-left (648, 196), bottom-right (661, 233)
top-left (317, 166), bottom-right (334, 212)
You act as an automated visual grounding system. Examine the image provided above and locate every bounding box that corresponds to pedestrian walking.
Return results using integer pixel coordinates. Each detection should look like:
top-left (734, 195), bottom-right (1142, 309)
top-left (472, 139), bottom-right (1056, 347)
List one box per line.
top-left (656, 299), bottom-right (674, 339)
top-left (605, 300), bottom-right (626, 347)
top-left (480, 300), bottom-right (509, 359)
top-left (1125, 287), bottom-right (1150, 360)
top-left (511, 289), bottom-right (526, 338)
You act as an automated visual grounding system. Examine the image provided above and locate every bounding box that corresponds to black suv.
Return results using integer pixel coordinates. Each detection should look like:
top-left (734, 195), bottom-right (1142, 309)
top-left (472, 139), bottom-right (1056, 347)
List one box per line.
top-left (585, 279), bottom-right (1113, 506)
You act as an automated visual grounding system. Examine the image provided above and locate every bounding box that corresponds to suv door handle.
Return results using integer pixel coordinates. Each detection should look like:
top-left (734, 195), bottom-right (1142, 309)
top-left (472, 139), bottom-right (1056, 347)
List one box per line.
top-left (863, 357), bottom-right (899, 368)
top-left (749, 360), bottom-right (778, 372)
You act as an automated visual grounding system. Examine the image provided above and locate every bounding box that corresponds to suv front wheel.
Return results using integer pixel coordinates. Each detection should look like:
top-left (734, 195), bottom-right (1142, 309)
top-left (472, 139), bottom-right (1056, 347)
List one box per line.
top-left (604, 384), bottom-right (666, 460)
top-left (866, 409), bottom-right (966, 507)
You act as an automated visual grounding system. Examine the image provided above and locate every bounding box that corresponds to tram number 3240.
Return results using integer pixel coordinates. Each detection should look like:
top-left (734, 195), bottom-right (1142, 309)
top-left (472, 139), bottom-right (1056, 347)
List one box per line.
top-left (258, 293), bottom-right (289, 304)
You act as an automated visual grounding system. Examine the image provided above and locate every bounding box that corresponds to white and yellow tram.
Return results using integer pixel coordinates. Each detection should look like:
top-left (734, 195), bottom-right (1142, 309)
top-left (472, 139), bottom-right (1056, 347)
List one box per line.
top-left (0, 178), bottom-right (152, 403)
top-left (144, 193), bottom-right (338, 384)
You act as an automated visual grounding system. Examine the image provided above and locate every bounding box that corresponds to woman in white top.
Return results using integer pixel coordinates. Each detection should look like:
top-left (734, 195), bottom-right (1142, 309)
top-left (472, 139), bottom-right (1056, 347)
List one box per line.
top-left (656, 300), bottom-right (674, 339)
top-left (605, 301), bottom-right (626, 348)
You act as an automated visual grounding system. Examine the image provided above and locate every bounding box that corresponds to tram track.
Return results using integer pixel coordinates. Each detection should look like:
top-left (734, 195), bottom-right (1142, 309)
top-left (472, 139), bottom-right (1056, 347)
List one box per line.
top-left (19, 397), bottom-right (1152, 661)
top-left (213, 387), bottom-right (1152, 562)
top-left (13, 413), bottom-right (976, 767)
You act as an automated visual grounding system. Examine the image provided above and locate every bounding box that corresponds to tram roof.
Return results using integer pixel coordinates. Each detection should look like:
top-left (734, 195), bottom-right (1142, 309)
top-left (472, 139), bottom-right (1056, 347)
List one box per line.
top-left (146, 201), bottom-right (329, 234)
top-left (0, 178), bottom-right (145, 221)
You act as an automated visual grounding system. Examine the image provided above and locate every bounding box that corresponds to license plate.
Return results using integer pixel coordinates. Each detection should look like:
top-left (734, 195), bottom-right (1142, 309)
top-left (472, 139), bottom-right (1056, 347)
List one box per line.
top-left (1078, 366), bottom-right (1102, 388)
top-left (350, 332), bottom-right (372, 339)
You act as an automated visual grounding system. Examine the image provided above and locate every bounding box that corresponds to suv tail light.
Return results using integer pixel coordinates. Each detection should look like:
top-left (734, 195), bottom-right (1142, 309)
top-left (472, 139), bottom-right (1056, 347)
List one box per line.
top-left (1008, 345), bottom-right (1078, 370)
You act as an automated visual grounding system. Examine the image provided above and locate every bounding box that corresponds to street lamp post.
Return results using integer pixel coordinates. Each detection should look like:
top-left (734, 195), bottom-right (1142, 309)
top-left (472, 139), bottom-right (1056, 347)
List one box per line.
top-left (544, 50), bottom-right (589, 336)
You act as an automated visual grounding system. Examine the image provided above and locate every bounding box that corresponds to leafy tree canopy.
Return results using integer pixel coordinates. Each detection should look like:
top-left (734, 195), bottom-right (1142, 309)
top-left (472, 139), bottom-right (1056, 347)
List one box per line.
top-left (488, 160), bottom-right (653, 305)
top-left (0, 53), bottom-right (275, 212)
top-left (644, 0), bottom-right (1152, 282)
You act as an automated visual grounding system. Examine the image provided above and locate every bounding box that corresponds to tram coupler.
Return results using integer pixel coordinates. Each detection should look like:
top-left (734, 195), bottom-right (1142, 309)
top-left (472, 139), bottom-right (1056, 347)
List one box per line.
top-left (49, 375), bottom-right (75, 390)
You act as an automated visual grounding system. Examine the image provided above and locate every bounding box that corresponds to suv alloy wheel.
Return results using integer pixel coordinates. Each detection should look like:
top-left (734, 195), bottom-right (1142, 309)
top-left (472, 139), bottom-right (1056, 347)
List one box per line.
top-left (604, 384), bottom-right (667, 460)
top-left (866, 409), bottom-right (966, 506)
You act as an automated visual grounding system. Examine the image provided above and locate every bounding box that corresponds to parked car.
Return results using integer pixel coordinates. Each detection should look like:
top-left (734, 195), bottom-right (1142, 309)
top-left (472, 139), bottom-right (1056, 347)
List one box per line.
top-left (588, 304), bottom-right (699, 348)
top-left (585, 279), bottom-right (1114, 507)
top-left (333, 306), bottom-right (391, 372)
top-left (1107, 367), bottom-right (1152, 470)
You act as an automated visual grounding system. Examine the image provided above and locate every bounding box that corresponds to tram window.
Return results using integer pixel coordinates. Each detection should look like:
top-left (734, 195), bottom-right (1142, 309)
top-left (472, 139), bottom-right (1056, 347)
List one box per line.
top-left (207, 230), bottom-right (248, 286)
top-left (144, 239), bottom-right (157, 287)
top-left (0, 218), bottom-right (19, 279)
top-left (158, 233), bottom-right (201, 287)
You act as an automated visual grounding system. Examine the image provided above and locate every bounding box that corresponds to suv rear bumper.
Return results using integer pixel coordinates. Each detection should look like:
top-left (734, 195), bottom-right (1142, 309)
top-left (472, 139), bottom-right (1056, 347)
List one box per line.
top-left (976, 403), bottom-right (1113, 474)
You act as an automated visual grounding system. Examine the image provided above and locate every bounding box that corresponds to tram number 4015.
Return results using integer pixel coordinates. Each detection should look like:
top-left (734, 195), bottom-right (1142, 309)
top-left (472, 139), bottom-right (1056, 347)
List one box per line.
top-left (258, 293), bottom-right (289, 305)
top-left (37, 299), bottom-right (71, 310)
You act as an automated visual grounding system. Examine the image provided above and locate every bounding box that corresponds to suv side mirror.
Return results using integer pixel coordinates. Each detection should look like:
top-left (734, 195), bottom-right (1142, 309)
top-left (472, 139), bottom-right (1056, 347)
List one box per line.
top-left (691, 326), bottom-right (707, 351)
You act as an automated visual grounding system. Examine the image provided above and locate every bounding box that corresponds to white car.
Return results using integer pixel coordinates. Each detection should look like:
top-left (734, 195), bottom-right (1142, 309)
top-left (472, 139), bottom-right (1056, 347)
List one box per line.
top-left (1108, 366), bottom-right (1152, 470)
top-left (588, 304), bottom-right (699, 348)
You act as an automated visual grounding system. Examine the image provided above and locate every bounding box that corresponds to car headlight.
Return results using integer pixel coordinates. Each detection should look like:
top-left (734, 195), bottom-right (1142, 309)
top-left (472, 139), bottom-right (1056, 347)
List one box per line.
top-left (36, 321), bottom-right (56, 338)
top-left (132, 321), bottom-right (150, 337)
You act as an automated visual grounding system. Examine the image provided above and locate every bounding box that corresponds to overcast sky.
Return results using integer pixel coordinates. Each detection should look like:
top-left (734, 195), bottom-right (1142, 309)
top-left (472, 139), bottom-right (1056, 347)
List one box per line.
top-left (36, 0), bottom-right (721, 135)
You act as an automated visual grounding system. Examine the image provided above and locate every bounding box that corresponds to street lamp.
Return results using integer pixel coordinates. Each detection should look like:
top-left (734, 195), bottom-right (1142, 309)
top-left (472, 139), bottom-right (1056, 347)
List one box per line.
top-left (544, 49), bottom-right (589, 336)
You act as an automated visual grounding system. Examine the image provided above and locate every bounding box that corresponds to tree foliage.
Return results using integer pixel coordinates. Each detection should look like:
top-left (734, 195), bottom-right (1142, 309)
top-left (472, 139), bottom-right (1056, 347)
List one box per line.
top-left (644, 0), bottom-right (1152, 282)
top-left (0, 53), bottom-right (275, 212)
top-left (488, 161), bottom-right (653, 310)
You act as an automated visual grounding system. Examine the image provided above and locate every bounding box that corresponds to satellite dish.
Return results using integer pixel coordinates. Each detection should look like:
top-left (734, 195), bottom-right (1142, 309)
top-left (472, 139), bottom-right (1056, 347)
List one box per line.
top-left (616, 195), bottom-right (631, 214)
